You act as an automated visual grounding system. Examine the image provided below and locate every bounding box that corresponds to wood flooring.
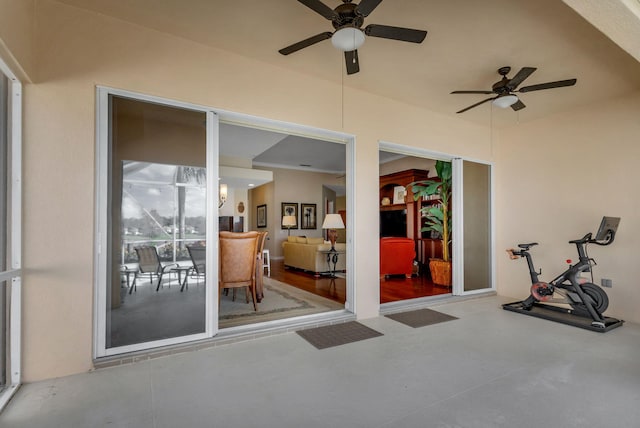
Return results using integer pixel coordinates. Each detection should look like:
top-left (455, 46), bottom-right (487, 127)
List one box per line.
top-left (269, 259), bottom-right (450, 305)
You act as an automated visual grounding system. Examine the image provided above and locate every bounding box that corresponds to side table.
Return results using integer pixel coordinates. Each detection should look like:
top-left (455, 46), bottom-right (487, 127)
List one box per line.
top-left (319, 249), bottom-right (345, 278)
top-left (171, 266), bottom-right (193, 292)
top-left (121, 267), bottom-right (138, 295)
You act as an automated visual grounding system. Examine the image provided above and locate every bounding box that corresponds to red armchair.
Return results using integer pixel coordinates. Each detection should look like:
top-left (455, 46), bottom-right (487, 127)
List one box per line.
top-left (380, 237), bottom-right (416, 280)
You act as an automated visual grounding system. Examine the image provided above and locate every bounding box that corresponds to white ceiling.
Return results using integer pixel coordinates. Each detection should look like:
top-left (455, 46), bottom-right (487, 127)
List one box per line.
top-left (56, 0), bottom-right (640, 129)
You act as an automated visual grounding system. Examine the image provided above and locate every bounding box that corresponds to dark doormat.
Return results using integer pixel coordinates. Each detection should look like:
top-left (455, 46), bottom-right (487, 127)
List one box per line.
top-left (296, 321), bottom-right (383, 350)
top-left (386, 308), bottom-right (458, 328)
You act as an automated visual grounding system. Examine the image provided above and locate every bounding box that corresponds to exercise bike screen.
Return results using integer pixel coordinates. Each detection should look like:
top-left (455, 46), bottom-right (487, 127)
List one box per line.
top-left (595, 216), bottom-right (620, 241)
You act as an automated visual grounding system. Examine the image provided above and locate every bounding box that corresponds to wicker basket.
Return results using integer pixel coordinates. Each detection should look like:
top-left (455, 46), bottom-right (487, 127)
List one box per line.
top-left (429, 259), bottom-right (452, 287)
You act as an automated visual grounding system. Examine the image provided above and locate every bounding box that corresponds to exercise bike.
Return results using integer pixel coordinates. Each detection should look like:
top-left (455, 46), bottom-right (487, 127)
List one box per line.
top-left (503, 216), bottom-right (623, 332)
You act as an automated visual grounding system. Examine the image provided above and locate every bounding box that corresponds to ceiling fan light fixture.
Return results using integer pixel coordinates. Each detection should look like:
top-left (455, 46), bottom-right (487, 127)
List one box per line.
top-left (492, 94), bottom-right (519, 108)
top-left (331, 27), bottom-right (365, 52)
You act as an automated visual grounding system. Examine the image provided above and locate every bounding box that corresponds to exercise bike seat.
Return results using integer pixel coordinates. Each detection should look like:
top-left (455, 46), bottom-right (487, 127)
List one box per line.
top-left (517, 242), bottom-right (538, 250)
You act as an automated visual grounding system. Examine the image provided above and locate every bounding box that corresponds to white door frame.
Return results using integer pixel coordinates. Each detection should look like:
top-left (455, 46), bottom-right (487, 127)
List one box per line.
top-left (0, 58), bottom-right (23, 412)
top-left (378, 142), bottom-right (495, 296)
top-left (94, 87), bottom-right (357, 358)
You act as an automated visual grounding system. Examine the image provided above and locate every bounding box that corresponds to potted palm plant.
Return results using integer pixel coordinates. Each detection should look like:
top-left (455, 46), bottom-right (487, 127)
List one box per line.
top-left (410, 160), bottom-right (452, 286)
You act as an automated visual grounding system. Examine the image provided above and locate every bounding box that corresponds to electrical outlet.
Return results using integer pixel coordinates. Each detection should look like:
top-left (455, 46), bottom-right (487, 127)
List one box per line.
top-left (601, 278), bottom-right (613, 288)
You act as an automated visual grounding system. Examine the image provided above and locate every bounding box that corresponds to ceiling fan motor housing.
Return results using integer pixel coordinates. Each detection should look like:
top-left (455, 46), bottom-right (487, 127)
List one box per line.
top-left (332, 3), bottom-right (364, 30)
top-left (492, 79), bottom-right (511, 95)
top-left (492, 67), bottom-right (513, 94)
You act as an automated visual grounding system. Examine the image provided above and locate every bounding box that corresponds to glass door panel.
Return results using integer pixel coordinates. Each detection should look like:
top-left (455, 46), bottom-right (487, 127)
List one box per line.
top-left (0, 73), bottom-right (7, 390)
top-left (462, 160), bottom-right (492, 292)
top-left (106, 96), bottom-right (208, 349)
top-left (0, 64), bottom-right (21, 410)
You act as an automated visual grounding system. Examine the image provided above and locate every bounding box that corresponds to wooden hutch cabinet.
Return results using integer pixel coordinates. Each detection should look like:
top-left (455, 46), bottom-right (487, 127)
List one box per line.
top-left (379, 169), bottom-right (443, 269)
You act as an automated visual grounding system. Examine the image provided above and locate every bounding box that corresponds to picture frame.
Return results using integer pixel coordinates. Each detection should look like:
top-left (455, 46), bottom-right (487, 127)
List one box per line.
top-left (393, 186), bottom-right (407, 205)
top-left (301, 203), bottom-right (317, 230)
top-left (256, 204), bottom-right (267, 228)
top-left (281, 202), bottom-right (298, 229)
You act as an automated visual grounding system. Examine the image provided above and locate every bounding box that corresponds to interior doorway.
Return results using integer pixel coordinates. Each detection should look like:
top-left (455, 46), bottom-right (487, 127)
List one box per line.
top-left (379, 150), bottom-right (452, 303)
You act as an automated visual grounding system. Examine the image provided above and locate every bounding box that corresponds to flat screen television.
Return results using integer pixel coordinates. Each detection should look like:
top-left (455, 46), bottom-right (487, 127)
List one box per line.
top-left (595, 216), bottom-right (620, 241)
top-left (380, 209), bottom-right (407, 237)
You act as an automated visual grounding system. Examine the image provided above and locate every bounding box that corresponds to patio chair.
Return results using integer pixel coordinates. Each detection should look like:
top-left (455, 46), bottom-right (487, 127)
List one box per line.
top-left (134, 246), bottom-right (177, 292)
top-left (218, 231), bottom-right (259, 311)
top-left (187, 244), bottom-right (206, 286)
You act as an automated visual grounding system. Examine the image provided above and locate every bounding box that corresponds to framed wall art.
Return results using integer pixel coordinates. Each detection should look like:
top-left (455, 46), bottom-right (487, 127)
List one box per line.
top-left (256, 204), bottom-right (267, 228)
top-left (393, 186), bottom-right (407, 205)
top-left (301, 203), bottom-right (317, 230)
top-left (281, 202), bottom-right (298, 229)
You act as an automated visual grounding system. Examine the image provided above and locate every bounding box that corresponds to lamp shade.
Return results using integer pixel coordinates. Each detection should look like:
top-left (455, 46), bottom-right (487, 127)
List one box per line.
top-left (322, 213), bottom-right (345, 229)
top-left (282, 215), bottom-right (297, 227)
top-left (492, 94), bottom-right (518, 108)
top-left (331, 27), bottom-right (365, 52)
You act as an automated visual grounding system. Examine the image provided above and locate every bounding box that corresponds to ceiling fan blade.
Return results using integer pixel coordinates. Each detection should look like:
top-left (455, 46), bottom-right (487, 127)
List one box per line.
top-left (298, 0), bottom-right (339, 21)
top-left (357, 0), bottom-right (384, 17)
top-left (344, 50), bottom-right (360, 75)
top-left (518, 78), bottom-right (577, 93)
top-left (506, 67), bottom-right (537, 91)
top-left (451, 90), bottom-right (495, 94)
top-left (511, 99), bottom-right (526, 111)
top-left (364, 24), bottom-right (427, 43)
top-left (278, 32), bottom-right (333, 55)
top-left (456, 96), bottom-right (497, 114)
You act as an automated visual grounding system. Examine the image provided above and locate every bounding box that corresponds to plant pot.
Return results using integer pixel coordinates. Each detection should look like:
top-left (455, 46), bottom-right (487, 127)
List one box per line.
top-left (429, 259), bottom-right (452, 287)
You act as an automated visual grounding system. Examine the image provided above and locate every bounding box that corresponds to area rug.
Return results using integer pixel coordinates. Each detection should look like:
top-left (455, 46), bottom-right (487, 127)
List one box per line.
top-left (110, 277), bottom-right (344, 345)
top-left (385, 308), bottom-right (458, 328)
top-left (296, 321), bottom-right (383, 350)
top-left (218, 277), bottom-right (344, 328)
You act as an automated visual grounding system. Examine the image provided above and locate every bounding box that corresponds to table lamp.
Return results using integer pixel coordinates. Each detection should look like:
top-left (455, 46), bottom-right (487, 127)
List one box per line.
top-left (282, 215), bottom-right (297, 236)
top-left (322, 213), bottom-right (345, 251)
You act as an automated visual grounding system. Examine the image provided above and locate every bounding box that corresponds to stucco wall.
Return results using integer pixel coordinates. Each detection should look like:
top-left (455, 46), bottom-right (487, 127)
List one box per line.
top-left (495, 91), bottom-right (640, 325)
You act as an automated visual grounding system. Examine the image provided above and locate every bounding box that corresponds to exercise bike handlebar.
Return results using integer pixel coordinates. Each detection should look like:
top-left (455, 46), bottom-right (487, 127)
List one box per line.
top-left (507, 228), bottom-right (616, 263)
top-left (569, 230), bottom-right (616, 247)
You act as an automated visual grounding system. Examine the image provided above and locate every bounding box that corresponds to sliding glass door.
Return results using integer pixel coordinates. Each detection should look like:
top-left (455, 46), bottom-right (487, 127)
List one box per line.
top-left (0, 73), bottom-right (8, 392)
top-left (96, 88), bottom-right (354, 358)
top-left (96, 90), bottom-right (217, 356)
top-left (454, 159), bottom-right (493, 293)
top-left (0, 63), bottom-right (22, 411)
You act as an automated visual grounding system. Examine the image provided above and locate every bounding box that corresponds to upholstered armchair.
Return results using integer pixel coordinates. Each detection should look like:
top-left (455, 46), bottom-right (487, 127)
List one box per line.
top-left (380, 237), bottom-right (416, 280)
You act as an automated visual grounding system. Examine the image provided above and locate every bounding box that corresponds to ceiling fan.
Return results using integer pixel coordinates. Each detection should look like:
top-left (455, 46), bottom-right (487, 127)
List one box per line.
top-left (278, 0), bottom-right (427, 75)
top-left (451, 66), bottom-right (577, 114)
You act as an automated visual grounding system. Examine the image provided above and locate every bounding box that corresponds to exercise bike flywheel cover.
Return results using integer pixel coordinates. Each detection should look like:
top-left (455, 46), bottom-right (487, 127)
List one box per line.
top-left (531, 282), bottom-right (553, 301)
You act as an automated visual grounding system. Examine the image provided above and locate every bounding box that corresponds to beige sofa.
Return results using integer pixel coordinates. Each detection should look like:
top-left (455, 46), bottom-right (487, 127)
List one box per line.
top-left (282, 236), bottom-right (346, 276)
